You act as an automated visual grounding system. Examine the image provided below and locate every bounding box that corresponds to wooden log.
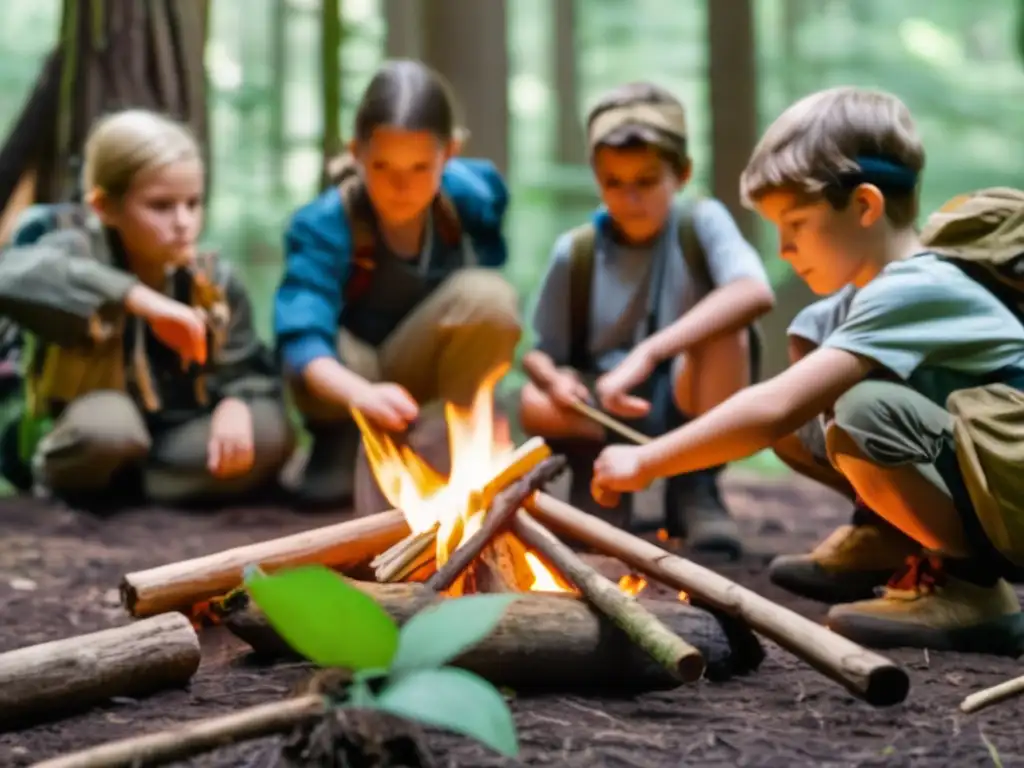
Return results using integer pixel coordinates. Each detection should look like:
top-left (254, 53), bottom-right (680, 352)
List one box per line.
top-left (121, 509), bottom-right (410, 617)
top-left (514, 511), bottom-right (705, 683)
top-left (0, 613), bottom-right (200, 729)
top-left (224, 580), bottom-right (763, 690)
top-left (960, 673), bottom-right (1024, 714)
top-left (526, 492), bottom-right (911, 707)
top-left (31, 694), bottom-right (328, 768)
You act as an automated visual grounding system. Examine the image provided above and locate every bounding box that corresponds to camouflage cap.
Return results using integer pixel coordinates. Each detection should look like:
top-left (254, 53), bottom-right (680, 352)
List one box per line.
top-left (587, 101), bottom-right (687, 156)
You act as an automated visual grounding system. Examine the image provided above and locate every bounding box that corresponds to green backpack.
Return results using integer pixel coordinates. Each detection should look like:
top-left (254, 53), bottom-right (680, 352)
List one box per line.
top-left (918, 187), bottom-right (1024, 566)
top-left (566, 198), bottom-right (762, 376)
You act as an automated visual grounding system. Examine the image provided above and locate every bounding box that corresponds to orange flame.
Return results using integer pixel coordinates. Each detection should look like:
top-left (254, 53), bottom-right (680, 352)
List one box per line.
top-left (354, 364), bottom-right (567, 592)
top-left (618, 573), bottom-right (648, 596)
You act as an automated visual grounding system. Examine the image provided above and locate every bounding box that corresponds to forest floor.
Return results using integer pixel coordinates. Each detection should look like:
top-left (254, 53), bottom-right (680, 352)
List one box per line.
top-left (0, 470), bottom-right (1020, 768)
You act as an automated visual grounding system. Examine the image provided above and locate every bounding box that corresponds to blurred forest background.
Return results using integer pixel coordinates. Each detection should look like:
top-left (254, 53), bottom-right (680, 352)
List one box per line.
top-left (1, 0), bottom-right (1023, 475)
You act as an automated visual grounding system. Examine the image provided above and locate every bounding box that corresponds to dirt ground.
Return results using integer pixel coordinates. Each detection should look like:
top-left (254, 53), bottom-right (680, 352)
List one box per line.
top-left (0, 471), bottom-right (1021, 768)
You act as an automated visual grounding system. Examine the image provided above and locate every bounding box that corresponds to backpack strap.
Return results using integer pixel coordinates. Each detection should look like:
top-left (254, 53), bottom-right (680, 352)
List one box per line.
top-left (677, 197), bottom-right (712, 293)
top-left (567, 223), bottom-right (598, 371)
top-left (336, 166), bottom-right (465, 306)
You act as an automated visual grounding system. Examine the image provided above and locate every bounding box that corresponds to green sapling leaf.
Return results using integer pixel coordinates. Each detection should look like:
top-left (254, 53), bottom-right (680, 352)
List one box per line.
top-left (245, 564), bottom-right (399, 670)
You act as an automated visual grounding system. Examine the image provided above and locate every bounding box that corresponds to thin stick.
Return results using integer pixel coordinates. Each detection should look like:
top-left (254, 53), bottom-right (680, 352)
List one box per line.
top-left (569, 400), bottom-right (650, 445)
top-left (525, 491), bottom-right (910, 707)
top-left (513, 510), bottom-right (705, 683)
top-left (374, 528), bottom-right (438, 583)
top-left (370, 526), bottom-right (438, 570)
top-left (960, 673), bottom-right (1024, 714)
top-left (31, 694), bottom-right (327, 768)
top-left (424, 455), bottom-right (568, 594)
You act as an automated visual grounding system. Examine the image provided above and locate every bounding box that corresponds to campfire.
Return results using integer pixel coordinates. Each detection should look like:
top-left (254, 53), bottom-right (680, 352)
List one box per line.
top-left (353, 365), bottom-right (576, 597)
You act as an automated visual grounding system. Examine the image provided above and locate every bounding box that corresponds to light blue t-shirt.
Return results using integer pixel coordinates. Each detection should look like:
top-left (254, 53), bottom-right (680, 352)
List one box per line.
top-left (531, 197), bottom-right (769, 374)
top-left (815, 254), bottom-right (1024, 407)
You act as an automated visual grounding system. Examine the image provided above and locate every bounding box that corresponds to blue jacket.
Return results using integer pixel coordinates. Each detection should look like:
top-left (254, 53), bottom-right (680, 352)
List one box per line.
top-left (273, 158), bottom-right (509, 374)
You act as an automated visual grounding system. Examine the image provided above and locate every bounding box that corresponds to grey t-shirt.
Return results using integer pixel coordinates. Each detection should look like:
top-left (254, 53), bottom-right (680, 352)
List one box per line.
top-left (794, 254), bottom-right (1024, 408)
top-left (530, 197), bottom-right (769, 374)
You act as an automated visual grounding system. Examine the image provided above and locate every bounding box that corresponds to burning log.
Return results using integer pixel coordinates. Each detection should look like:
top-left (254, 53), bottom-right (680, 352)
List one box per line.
top-left (513, 510), bottom-right (705, 683)
top-left (423, 455), bottom-right (568, 594)
top-left (370, 437), bottom-right (552, 586)
top-left (223, 580), bottom-right (764, 690)
top-left (121, 509), bottom-right (410, 617)
top-left (526, 492), bottom-right (911, 707)
top-left (0, 613), bottom-right (200, 729)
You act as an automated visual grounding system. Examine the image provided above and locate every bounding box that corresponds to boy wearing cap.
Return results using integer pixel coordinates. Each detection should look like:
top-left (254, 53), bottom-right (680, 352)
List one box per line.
top-left (590, 86), bottom-right (1024, 653)
top-left (519, 82), bottom-right (774, 557)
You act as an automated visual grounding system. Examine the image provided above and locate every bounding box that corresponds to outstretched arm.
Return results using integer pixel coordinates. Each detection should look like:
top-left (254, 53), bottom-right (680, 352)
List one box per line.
top-left (594, 346), bottom-right (876, 490)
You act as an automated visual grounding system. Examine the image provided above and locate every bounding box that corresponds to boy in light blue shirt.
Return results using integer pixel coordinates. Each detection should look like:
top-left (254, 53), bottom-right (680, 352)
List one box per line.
top-left (591, 86), bottom-right (1024, 653)
top-left (520, 82), bottom-right (775, 558)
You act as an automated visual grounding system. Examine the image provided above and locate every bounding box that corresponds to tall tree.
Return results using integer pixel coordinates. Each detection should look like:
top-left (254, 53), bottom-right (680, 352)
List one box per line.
top-left (0, 0), bottom-right (211, 237)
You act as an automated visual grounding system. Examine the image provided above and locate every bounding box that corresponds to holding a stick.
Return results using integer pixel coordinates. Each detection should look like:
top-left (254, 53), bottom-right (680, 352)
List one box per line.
top-left (590, 86), bottom-right (1024, 658)
top-left (516, 80), bottom-right (774, 559)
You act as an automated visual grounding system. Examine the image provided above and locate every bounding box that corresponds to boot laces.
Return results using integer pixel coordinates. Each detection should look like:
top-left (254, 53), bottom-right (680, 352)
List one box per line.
top-left (878, 554), bottom-right (944, 599)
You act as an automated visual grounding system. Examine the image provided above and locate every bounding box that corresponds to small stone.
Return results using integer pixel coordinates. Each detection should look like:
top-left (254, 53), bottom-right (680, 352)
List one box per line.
top-left (9, 577), bottom-right (37, 591)
top-left (102, 588), bottom-right (121, 607)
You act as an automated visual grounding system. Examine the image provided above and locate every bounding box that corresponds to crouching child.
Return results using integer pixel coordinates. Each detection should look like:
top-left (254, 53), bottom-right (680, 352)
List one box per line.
top-left (0, 110), bottom-right (296, 508)
top-left (273, 60), bottom-right (521, 507)
top-left (519, 82), bottom-right (774, 558)
top-left (591, 85), bottom-right (1024, 654)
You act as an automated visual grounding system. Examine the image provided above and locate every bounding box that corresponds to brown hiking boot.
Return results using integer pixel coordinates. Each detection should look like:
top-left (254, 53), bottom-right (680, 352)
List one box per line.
top-left (827, 556), bottom-right (1024, 655)
top-left (769, 522), bottom-right (920, 604)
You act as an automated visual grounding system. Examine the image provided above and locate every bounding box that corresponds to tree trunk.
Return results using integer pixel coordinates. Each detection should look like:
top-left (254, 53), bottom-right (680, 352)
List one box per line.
top-left (0, 0), bottom-right (211, 221)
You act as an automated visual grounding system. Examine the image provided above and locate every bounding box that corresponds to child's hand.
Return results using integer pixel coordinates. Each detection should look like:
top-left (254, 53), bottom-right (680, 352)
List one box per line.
top-left (546, 369), bottom-right (591, 410)
top-left (350, 382), bottom-right (419, 432)
top-left (207, 397), bottom-right (255, 478)
top-left (591, 444), bottom-right (651, 507)
top-left (595, 348), bottom-right (656, 418)
top-left (125, 284), bottom-right (208, 366)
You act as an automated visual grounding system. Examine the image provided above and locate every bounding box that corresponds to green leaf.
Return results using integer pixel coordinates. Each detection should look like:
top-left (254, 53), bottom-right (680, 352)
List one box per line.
top-left (375, 668), bottom-right (518, 756)
top-left (245, 565), bottom-right (399, 670)
top-left (390, 594), bottom-right (518, 674)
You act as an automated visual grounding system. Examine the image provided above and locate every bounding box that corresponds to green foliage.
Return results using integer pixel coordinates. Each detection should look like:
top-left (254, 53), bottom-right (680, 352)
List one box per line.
top-left (389, 593), bottom-right (518, 675)
top-left (375, 667), bottom-right (520, 758)
top-left (245, 564), bottom-right (400, 669)
top-left (244, 564), bottom-right (520, 758)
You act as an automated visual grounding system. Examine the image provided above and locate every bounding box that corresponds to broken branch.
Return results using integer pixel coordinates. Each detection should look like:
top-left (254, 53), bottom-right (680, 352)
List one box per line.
top-left (960, 673), bottom-right (1024, 714)
top-left (513, 510), bottom-right (705, 683)
top-left (424, 454), bottom-right (568, 594)
top-left (31, 693), bottom-right (327, 768)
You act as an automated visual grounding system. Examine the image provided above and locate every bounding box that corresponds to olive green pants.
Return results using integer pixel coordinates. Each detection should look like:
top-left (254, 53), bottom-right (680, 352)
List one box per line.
top-left (823, 380), bottom-right (1011, 577)
top-left (288, 268), bottom-right (522, 504)
top-left (34, 390), bottom-right (296, 505)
